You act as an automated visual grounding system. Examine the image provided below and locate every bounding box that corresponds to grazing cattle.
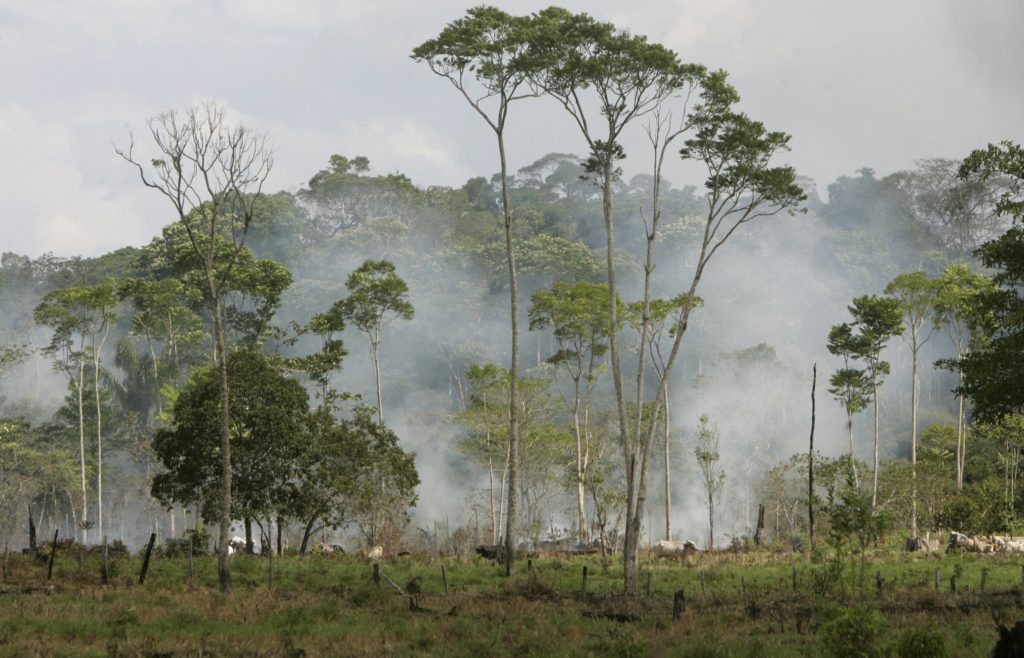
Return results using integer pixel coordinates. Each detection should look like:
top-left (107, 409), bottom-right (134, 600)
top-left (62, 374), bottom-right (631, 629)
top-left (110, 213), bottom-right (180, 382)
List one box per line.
top-left (226, 536), bottom-right (246, 556)
top-left (475, 544), bottom-right (501, 560)
top-left (948, 531), bottom-right (999, 554)
top-left (315, 543), bottom-right (345, 556)
top-left (364, 545), bottom-right (384, 560)
top-left (654, 539), bottom-right (699, 559)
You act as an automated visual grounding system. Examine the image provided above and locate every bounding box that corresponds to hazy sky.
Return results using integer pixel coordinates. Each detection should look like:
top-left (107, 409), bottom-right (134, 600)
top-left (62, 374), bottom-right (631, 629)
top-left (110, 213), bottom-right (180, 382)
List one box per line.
top-left (2, 0), bottom-right (1021, 258)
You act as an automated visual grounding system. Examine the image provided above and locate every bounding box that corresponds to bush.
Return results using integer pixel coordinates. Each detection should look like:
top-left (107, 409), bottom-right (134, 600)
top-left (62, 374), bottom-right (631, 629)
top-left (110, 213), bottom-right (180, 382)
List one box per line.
top-left (819, 603), bottom-right (887, 658)
top-left (895, 625), bottom-right (948, 658)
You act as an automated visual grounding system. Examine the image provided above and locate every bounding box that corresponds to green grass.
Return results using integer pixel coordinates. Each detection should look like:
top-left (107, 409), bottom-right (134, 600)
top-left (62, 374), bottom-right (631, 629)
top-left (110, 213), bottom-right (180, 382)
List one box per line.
top-left (0, 545), bottom-right (1017, 656)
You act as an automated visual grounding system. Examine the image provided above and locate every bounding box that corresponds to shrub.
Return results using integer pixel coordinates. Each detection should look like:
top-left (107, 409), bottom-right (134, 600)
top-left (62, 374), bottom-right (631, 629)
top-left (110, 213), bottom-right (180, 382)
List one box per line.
top-left (819, 603), bottom-right (887, 658)
top-left (895, 625), bottom-right (948, 658)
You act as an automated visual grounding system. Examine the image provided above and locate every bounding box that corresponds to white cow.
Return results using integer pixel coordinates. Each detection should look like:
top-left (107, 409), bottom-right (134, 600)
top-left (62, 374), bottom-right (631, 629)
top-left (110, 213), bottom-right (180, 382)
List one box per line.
top-left (654, 539), bottom-right (699, 559)
top-left (226, 536), bottom-right (246, 556)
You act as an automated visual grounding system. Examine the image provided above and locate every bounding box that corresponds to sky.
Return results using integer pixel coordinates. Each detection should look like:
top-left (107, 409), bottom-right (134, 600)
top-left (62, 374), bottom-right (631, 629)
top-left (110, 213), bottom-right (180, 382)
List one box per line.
top-left (1, 0), bottom-right (1022, 259)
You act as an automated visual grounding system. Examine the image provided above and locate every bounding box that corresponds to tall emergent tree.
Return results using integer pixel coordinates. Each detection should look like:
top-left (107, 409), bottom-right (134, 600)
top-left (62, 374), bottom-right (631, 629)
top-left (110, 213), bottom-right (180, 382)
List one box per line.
top-left (117, 101), bottom-right (273, 593)
top-left (884, 271), bottom-right (940, 537)
top-left (413, 7), bottom-right (536, 574)
top-left (827, 323), bottom-right (870, 487)
top-left (957, 141), bottom-right (1024, 423)
top-left (529, 7), bottom-right (686, 591)
top-left (846, 295), bottom-right (903, 508)
top-left (335, 259), bottom-right (413, 428)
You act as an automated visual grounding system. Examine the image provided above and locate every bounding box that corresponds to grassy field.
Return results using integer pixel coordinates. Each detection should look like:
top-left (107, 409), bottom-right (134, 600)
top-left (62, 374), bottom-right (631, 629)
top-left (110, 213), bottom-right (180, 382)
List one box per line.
top-left (0, 543), bottom-right (1021, 656)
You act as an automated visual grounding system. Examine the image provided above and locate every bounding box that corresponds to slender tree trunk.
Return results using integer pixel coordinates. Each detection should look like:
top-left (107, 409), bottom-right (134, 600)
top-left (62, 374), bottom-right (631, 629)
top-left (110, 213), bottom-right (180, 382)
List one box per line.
top-left (664, 394), bottom-right (672, 541)
top-left (94, 320), bottom-right (109, 547)
top-left (910, 339), bottom-right (919, 538)
top-left (847, 415), bottom-right (859, 487)
top-left (872, 375), bottom-right (880, 510)
top-left (76, 359), bottom-right (88, 544)
top-left (371, 333), bottom-right (384, 428)
top-left (300, 517), bottom-right (317, 554)
top-left (147, 334), bottom-right (162, 417)
top-left (497, 131), bottom-right (520, 577)
top-left (498, 441), bottom-right (510, 545)
top-left (956, 368), bottom-right (966, 493)
top-left (213, 295), bottom-right (233, 593)
top-left (573, 378), bottom-right (587, 543)
top-left (487, 431), bottom-right (497, 544)
top-left (600, 158), bottom-right (637, 592)
top-left (809, 364), bottom-right (817, 551)
top-left (708, 495), bottom-right (715, 550)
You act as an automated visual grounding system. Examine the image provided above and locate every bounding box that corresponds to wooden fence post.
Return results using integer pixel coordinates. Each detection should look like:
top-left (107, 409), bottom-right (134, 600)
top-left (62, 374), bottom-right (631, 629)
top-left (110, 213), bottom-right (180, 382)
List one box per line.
top-left (700, 570), bottom-right (705, 597)
top-left (47, 529), bottom-right (58, 581)
top-left (672, 590), bottom-right (686, 621)
top-left (373, 562), bottom-right (380, 587)
top-left (101, 536), bottom-right (109, 585)
top-left (187, 539), bottom-right (193, 580)
top-left (646, 571), bottom-right (652, 597)
top-left (581, 565), bottom-right (588, 597)
top-left (139, 532), bottom-right (156, 585)
top-left (740, 575), bottom-right (745, 596)
top-left (981, 567), bottom-right (988, 593)
top-left (934, 568), bottom-right (940, 592)
top-left (792, 567), bottom-right (797, 592)
top-left (875, 570), bottom-right (883, 597)
top-left (442, 564), bottom-right (449, 596)
top-left (267, 537), bottom-right (274, 591)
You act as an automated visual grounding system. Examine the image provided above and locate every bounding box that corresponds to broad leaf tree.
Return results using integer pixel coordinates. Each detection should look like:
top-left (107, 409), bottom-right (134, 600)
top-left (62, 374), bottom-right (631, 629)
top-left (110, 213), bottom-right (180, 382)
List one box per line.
top-left (956, 141), bottom-right (1024, 424)
top-left (151, 349), bottom-right (308, 552)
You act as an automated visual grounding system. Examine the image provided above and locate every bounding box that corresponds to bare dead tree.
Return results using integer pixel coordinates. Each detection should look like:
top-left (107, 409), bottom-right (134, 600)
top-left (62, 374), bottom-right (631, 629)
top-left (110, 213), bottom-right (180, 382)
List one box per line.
top-left (116, 101), bottom-right (273, 594)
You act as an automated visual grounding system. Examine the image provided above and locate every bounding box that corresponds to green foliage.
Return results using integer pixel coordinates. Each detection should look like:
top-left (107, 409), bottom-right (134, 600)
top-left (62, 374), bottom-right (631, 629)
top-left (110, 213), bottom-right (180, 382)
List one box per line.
top-left (895, 625), bottom-right (948, 658)
top-left (529, 281), bottom-right (613, 370)
top-left (151, 348), bottom-right (310, 523)
top-left (299, 155), bottom-right (418, 243)
top-left (937, 479), bottom-right (1009, 535)
top-left (336, 260), bottom-right (414, 334)
top-left (824, 472), bottom-right (893, 584)
top-left (956, 141), bottom-right (1024, 421)
top-left (819, 603), bottom-right (888, 658)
